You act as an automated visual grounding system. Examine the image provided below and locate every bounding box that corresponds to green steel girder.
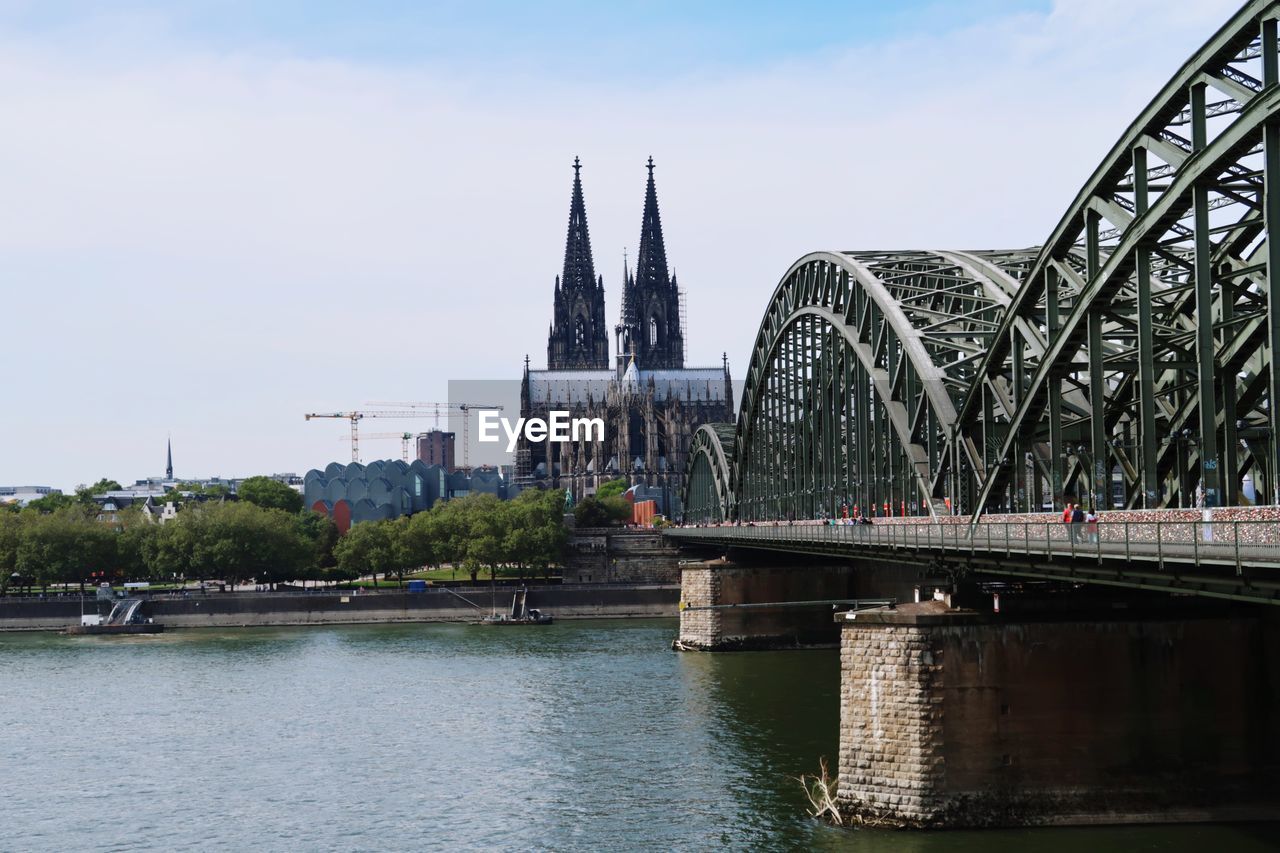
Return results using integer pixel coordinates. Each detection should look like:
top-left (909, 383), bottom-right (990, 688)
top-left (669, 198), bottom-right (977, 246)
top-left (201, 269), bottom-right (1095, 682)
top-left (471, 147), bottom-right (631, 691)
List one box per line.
top-left (683, 1), bottom-right (1280, 526)
top-left (964, 2), bottom-right (1280, 519)
top-left (687, 250), bottom-right (1036, 522)
top-left (685, 423), bottom-right (737, 523)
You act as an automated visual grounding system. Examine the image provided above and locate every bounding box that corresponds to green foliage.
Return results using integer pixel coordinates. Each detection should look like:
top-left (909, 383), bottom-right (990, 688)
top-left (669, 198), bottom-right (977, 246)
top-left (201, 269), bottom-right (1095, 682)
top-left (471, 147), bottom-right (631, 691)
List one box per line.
top-left (116, 512), bottom-right (159, 579)
top-left (296, 510), bottom-right (339, 569)
top-left (574, 495), bottom-right (632, 528)
top-left (596, 478), bottom-right (629, 499)
top-left (333, 519), bottom-right (409, 584)
top-left (238, 476), bottom-right (304, 513)
top-left (0, 511), bottom-right (22, 592)
top-left (378, 489), bottom-right (566, 582)
top-left (74, 479), bottom-right (124, 505)
top-left (23, 492), bottom-right (76, 514)
top-left (129, 502), bottom-right (312, 586)
top-left (14, 508), bottom-right (116, 588)
top-left (1, 480), bottom-right (568, 594)
top-left (160, 482), bottom-right (231, 506)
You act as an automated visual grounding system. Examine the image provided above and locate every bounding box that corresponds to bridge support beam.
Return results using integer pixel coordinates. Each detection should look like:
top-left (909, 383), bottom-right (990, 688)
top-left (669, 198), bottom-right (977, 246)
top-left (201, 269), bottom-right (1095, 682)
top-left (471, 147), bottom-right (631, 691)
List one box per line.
top-left (837, 604), bottom-right (1279, 828)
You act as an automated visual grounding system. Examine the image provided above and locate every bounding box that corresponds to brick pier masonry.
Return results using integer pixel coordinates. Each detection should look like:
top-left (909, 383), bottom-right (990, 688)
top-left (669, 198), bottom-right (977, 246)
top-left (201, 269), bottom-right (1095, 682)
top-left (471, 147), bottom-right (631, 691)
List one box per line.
top-left (837, 602), bottom-right (1280, 827)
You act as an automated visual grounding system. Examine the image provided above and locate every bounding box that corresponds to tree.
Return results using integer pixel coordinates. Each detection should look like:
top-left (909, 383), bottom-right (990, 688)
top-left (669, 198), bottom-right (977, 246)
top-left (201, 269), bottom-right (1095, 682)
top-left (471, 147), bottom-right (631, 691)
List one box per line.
top-left (401, 510), bottom-right (439, 570)
top-left (333, 520), bottom-right (402, 586)
top-left (74, 479), bottom-right (124, 505)
top-left (238, 476), bottom-right (304, 514)
top-left (23, 492), bottom-right (76, 514)
top-left (596, 478), bottom-right (629, 499)
top-left (506, 488), bottom-right (567, 578)
top-left (15, 508), bottom-right (116, 592)
top-left (574, 495), bottom-right (631, 528)
top-left (159, 482), bottom-right (232, 507)
top-left (0, 511), bottom-right (21, 593)
top-left (165, 502), bottom-right (311, 588)
top-left (296, 510), bottom-right (339, 575)
top-left (114, 507), bottom-right (157, 582)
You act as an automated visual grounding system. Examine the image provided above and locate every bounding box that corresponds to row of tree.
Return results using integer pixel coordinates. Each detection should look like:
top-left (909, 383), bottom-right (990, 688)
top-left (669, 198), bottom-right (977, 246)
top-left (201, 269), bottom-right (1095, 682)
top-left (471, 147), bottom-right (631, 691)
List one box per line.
top-left (0, 480), bottom-right (569, 593)
top-left (333, 489), bottom-right (568, 584)
top-left (18, 475), bottom-right (305, 515)
top-left (0, 499), bottom-right (341, 593)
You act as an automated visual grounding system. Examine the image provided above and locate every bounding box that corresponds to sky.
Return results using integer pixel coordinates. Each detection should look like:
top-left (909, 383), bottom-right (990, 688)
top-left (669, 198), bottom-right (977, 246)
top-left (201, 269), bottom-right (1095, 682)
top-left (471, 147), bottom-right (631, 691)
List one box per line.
top-left (0, 0), bottom-right (1244, 490)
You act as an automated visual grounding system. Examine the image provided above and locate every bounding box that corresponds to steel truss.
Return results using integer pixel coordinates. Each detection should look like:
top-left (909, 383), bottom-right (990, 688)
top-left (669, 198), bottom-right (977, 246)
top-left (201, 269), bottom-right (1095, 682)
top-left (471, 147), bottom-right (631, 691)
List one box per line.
top-left (685, 1), bottom-right (1280, 524)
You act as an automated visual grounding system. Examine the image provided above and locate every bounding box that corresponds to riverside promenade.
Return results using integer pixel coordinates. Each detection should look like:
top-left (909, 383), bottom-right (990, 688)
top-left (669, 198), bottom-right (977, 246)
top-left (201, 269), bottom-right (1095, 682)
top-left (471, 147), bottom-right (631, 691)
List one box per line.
top-left (0, 583), bottom-right (679, 632)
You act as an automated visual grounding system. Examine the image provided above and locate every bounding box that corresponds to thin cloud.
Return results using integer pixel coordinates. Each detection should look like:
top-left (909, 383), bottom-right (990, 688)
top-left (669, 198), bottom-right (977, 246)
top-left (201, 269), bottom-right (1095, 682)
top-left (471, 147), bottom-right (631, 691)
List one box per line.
top-left (0, 0), bottom-right (1241, 487)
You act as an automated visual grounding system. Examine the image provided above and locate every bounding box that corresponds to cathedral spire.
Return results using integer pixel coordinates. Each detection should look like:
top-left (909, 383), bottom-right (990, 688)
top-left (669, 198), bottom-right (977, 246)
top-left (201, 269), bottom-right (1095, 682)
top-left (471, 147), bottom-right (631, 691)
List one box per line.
top-left (634, 156), bottom-right (670, 298)
top-left (547, 157), bottom-right (609, 370)
top-left (630, 157), bottom-right (683, 369)
top-left (561, 156), bottom-right (597, 294)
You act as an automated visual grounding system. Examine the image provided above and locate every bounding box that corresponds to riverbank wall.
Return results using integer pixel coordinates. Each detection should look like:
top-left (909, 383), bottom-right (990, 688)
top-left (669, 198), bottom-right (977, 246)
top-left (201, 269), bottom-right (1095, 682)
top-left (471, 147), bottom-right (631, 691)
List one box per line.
top-left (0, 584), bottom-right (679, 632)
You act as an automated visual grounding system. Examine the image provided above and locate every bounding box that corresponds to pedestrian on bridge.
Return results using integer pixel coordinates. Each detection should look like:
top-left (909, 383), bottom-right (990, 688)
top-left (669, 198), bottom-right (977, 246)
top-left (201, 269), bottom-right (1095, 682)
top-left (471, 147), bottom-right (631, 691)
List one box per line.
top-left (1071, 504), bottom-right (1085, 544)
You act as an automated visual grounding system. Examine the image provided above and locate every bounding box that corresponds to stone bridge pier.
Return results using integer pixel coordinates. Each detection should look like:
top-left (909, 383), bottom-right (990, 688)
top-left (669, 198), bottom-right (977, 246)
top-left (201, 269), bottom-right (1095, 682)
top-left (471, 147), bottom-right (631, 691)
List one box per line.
top-left (675, 555), bottom-right (919, 651)
top-left (835, 602), bottom-right (1280, 827)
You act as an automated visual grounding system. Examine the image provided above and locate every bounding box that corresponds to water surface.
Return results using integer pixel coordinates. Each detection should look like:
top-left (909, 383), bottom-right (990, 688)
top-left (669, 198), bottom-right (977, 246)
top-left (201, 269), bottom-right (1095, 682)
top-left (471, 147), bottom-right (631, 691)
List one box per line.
top-left (1, 620), bottom-right (1275, 851)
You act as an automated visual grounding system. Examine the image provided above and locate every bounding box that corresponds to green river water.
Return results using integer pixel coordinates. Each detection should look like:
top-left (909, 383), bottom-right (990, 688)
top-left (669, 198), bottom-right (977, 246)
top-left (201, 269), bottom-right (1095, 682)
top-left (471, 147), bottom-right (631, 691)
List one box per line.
top-left (1, 618), bottom-right (1276, 851)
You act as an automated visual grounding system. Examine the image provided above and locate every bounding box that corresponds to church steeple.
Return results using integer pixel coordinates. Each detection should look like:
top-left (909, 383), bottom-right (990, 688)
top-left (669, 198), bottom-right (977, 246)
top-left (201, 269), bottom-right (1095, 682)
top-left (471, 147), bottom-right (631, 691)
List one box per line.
top-left (628, 157), bottom-right (684, 369)
top-left (165, 436), bottom-right (173, 480)
top-left (548, 157), bottom-right (609, 370)
top-left (561, 156), bottom-right (596, 294)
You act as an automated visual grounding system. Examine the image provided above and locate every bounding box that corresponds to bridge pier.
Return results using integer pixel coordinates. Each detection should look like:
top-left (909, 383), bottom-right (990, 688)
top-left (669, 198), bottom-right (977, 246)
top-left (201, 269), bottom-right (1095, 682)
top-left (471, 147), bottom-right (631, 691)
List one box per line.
top-left (836, 603), bottom-right (1280, 827)
top-left (675, 556), bottom-right (920, 651)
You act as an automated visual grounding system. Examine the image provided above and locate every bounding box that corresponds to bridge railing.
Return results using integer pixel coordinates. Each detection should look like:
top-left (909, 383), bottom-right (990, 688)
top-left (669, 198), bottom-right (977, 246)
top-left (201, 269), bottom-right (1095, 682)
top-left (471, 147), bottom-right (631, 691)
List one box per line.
top-left (667, 519), bottom-right (1280, 575)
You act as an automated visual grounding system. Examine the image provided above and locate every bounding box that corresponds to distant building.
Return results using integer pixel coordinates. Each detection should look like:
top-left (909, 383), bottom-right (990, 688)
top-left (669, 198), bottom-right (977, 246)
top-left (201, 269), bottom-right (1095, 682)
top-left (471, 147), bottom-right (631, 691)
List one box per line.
top-left (0, 486), bottom-right (62, 507)
top-left (416, 430), bottom-right (457, 472)
top-left (517, 158), bottom-right (734, 515)
top-left (303, 460), bottom-right (516, 533)
top-left (304, 460), bottom-right (441, 534)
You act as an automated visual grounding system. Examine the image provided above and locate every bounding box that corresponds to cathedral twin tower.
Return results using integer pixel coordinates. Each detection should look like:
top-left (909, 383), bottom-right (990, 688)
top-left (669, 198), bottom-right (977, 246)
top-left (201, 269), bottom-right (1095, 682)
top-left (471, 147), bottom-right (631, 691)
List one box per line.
top-left (519, 157), bottom-right (733, 506)
top-left (547, 157), bottom-right (685, 374)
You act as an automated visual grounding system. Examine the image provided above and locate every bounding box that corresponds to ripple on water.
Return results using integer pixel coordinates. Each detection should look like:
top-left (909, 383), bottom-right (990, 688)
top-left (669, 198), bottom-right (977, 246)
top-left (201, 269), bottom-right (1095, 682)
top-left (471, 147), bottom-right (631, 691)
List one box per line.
top-left (2, 621), bottom-right (1278, 852)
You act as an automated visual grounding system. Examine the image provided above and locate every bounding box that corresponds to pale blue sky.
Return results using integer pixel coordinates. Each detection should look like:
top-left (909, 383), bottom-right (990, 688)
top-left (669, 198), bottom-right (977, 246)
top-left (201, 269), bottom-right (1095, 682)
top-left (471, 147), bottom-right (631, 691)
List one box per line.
top-left (0, 1), bottom-right (1050, 74)
top-left (0, 0), bottom-right (1239, 490)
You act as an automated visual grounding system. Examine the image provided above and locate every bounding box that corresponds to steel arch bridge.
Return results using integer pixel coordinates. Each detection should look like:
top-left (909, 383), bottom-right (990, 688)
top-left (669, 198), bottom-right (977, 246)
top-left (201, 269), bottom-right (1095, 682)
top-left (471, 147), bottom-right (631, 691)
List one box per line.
top-left (685, 1), bottom-right (1280, 525)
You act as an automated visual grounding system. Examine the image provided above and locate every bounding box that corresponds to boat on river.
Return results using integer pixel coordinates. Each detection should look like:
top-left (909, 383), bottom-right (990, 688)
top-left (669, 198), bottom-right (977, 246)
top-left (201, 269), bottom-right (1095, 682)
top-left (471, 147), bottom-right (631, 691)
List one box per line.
top-left (479, 587), bottom-right (553, 626)
top-left (64, 597), bottom-right (165, 636)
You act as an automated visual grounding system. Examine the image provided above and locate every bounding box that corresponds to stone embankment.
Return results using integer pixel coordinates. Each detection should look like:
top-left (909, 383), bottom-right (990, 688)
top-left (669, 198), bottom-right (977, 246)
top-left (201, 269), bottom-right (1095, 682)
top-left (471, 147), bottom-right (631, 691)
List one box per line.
top-left (0, 584), bottom-right (678, 632)
top-left (565, 527), bottom-right (683, 583)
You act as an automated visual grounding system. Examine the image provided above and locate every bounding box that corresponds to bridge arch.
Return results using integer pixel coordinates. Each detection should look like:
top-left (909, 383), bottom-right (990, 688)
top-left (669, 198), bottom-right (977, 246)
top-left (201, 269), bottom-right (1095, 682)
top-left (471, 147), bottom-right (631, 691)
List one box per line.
top-left (729, 250), bottom-right (1034, 521)
top-left (682, 1), bottom-right (1280, 524)
top-left (684, 423), bottom-right (736, 522)
top-left (958, 0), bottom-right (1280, 518)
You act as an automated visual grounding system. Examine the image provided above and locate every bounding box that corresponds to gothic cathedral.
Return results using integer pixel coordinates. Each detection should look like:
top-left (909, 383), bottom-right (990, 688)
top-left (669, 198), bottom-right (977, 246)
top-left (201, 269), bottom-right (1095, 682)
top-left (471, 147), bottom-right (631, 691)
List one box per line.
top-left (517, 158), bottom-right (734, 514)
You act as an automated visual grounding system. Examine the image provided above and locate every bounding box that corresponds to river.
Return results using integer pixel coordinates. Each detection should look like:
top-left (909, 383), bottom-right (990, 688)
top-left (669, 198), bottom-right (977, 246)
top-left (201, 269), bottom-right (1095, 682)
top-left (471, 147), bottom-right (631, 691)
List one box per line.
top-left (2, 619), bottom-right (1276, 851)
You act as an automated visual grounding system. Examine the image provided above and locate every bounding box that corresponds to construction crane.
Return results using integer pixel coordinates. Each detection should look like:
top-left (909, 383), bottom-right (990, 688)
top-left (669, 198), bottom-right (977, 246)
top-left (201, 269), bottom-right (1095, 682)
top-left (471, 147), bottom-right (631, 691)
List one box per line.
top-left (307, 403), bottom-right (505, 466)
top-left (363, 401), bottom-right (505, 468)
top-left (337, 432), bottom-right (414, 462)
top-left (305, 410), bottom-right (438, 463)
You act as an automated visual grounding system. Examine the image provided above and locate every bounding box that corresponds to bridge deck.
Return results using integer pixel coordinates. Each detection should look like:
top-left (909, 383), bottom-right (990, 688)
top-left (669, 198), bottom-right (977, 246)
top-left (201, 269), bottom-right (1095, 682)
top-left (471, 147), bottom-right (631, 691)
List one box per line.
top-left (666, 520), bottom-right (1280, 605)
